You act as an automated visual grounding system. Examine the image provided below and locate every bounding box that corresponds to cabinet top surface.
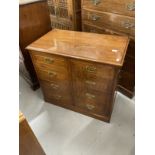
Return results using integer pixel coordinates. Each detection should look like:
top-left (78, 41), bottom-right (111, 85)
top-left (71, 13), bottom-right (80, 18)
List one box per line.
top-left (27, 29), bottom-right (129, 66)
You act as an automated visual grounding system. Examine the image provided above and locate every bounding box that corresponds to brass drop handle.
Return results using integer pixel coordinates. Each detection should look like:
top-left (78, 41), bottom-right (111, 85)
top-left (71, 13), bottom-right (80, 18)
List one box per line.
top-left (127, 3), bottom-right (135, 11)
top-left (122, 21), bottom-right (134, 29)
top-left (90, 14), bottom-right (100, 21)
top-left (85, 65), bottom-right (97, 73)
top-left (50, 83), bottom-right (59, 89)
top-left (86, 104), bottom-right (95, 110)
top-left (44, 57), bottom-right (54, 64)
top-left (85, 93), bottom-right (96, 99)
top-left (48, 71), bottom-right (57, 77)
top-left (85, 80), bottom-right (96, 86)
top-left (91, 0), bottom-right (101, 5)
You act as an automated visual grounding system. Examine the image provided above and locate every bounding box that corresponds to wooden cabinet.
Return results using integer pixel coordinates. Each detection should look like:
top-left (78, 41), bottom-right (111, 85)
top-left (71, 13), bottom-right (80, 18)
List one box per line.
top-left (81, 0), bottom-right (135, 98)
top-left (27, 29), bottom-right (129, 122)
top-left (19, 112), bottom-right (45, 155)
top-left (19, 0), bottom-right (52, 89)
top-left (47, 0), bottom-right (81, 30)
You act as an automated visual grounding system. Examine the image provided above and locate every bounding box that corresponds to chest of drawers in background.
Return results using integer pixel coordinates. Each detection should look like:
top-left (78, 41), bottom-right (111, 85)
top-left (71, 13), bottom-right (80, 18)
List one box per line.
top-left (81, 0), bottom-right (135, 98)
top-left (27, 29), bottom-right (129, 122)
top-left (47, 0), bottom-right (81, 30)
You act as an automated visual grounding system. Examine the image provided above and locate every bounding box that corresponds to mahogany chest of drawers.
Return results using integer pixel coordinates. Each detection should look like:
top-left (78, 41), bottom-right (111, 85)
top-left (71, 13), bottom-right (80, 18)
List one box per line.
top-left (27, 29), bottom-right (129, 122)
top-left (81, 0), bottom-right (135, 98)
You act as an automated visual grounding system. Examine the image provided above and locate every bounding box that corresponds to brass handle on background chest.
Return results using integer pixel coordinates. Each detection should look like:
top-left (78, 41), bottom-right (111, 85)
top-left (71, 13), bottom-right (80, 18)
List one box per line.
top-left (85, 80), bottom-right (96, 86)
top-left (127, 3), bottom-right (135, 11)
top-left (85, 65), bottom-right (97, 73)
top-left (91, 0), bottom-right (101, 5)
top-left (86, 104), bottom-right (95, 110)
top-left (50, 83), bottom-right (59, 89)
top-left (44, 57), bottom-right (54, 64)
top-left (122, 21), bottom-right (134, 29)
top-left (48, 71), bottom-right (57, 77)
top-left (89, 14), bottom-right (100, 21)
top-left (85, 93), bottom-right (96, 99)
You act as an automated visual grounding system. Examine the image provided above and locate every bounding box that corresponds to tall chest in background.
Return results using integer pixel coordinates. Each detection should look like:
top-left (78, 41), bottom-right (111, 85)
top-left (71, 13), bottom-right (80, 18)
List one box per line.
top-left (47, 0), bottom-right (81, 30)
top-left (81, 0), bottom-right (135, 98)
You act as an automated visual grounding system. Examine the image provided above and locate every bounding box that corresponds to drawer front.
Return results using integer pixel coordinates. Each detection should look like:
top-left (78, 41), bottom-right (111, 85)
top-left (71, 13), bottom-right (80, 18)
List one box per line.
top-left (82, 0), bottom-right (135, 17)
top-left (35, 67), bottom-right (69, 82)
top-left (78, 78), bottom-right (113, 93)
top-left (82, 9), bottom-right (135, 37)
top-left (71, 59), bottom-right (116, 80)
top-left (40, 80), bottom-right (70, 94)
top-left (75, 89), bottom-right (111, 115)
top-left (44, 89), bottom-right (72, 106)
top-left (31, 52), bottom-right (67, 69)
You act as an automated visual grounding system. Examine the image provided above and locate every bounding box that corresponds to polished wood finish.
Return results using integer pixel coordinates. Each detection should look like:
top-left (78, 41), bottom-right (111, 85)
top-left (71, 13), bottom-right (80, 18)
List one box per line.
top-left (47, 0), bottom-right (81, 30)
top-left (19, 112), bottom-right (45, 155)
top-left (81, 0), bottom-right (135, 98)
top-left (27, 29), bottom-right (129, 122)
top-left (27, 29), bottom-right (129, 66)
top-left (19, 0), bottom-right (51, 89)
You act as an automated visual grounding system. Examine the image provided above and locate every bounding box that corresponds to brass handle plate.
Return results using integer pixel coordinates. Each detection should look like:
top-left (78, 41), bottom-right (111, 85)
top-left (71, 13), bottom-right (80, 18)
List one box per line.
top-left (127, 3), bottom-right (135, 11)
top-left (48, 71), bottom-right (57, 77)
top-left (44, 58), bottom-right (54, 64)
top-left (86, 104), bottom-right (95, 110)
top-left (91, 0), bottom-right (101, 5)
top-left (85, 65), bottom-right (97, 73)
top-left (85, 93), bottom-right (96, 99)
top-left (50, 83), bottom-right (59, 89)
top-left (85, 80), bottom-right (96, 85)
top-left (90, 14), bottom-right (100, 21)
top-left (122, 21), bottom-right (134, 29)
